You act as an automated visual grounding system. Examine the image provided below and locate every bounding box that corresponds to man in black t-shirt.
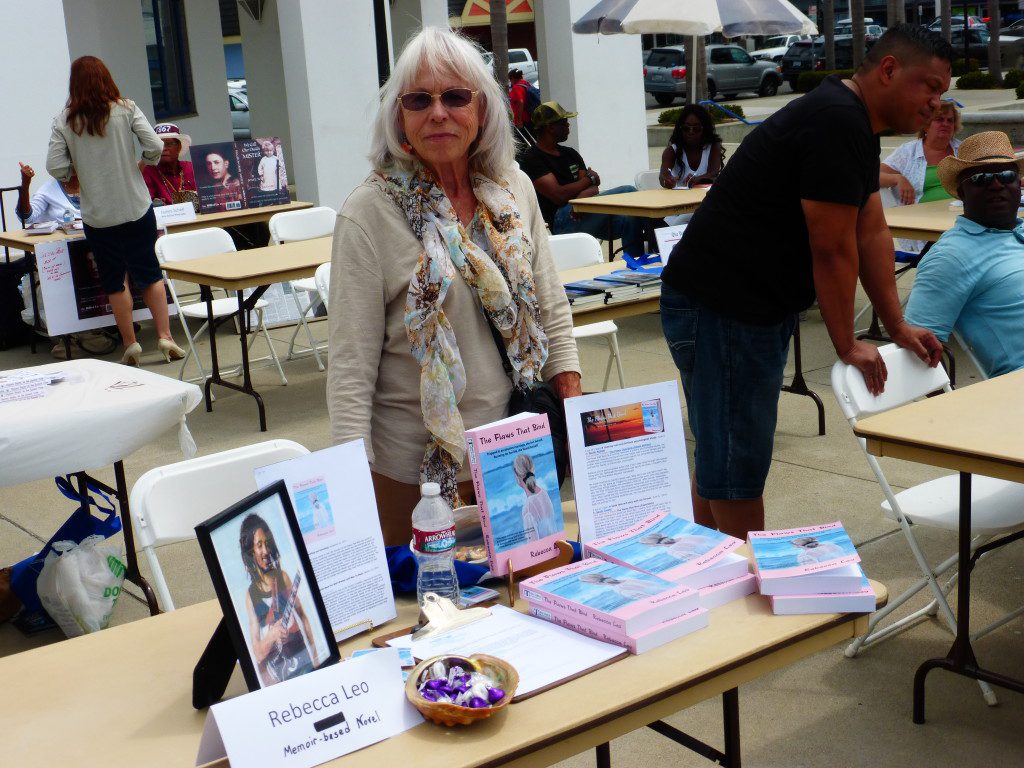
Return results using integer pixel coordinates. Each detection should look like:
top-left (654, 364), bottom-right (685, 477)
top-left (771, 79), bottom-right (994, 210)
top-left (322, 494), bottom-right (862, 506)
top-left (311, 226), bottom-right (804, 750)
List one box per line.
top-left (659, 25), bottom-right (950, 539)
top-left (519, 101), bottom-right (645, 257)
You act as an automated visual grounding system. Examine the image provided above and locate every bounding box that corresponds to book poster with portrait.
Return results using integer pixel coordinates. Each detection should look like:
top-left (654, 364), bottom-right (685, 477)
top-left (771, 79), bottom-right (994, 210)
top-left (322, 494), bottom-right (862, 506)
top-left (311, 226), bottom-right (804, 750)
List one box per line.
top-left (35, 239), bottom-right (174, 336)
top-left (192, 137), bottom-right (289, 214)
top-left (196, 481), bottom-right (339, 691)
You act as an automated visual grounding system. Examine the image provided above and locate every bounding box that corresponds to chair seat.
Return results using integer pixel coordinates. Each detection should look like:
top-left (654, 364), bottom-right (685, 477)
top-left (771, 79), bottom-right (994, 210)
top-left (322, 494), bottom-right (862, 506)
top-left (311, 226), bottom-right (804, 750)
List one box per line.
top-left (290, 277), bottom-right (318, 293)
top-left (180, 297), bottom-right (269, 319)
top-left (883, 475), bottom-right (1024, 533)
top-left (572, 320), bottom-right (618, 339)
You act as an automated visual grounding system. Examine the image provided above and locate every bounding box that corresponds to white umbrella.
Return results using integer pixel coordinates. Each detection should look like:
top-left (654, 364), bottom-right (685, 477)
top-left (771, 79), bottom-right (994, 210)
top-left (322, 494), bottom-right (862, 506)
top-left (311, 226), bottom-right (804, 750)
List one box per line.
top-left (573, 0), bottom-right (817, 38)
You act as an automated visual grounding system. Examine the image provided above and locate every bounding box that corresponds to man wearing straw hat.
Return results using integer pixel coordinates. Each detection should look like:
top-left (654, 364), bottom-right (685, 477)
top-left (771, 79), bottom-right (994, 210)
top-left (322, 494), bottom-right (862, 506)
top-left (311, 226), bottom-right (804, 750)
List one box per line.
top-left (905, 131), bottom-right (1024, 379)
top-left (660, 25), bottom-right (951, 538)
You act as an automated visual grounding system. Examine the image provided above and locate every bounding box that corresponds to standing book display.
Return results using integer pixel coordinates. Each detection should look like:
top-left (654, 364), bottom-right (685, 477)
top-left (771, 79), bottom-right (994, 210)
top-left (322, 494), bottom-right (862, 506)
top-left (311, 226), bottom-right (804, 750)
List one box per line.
top-left (464, 412), bottom-right (573, 603)
top-left (192, 481), bottom-right (340, 707)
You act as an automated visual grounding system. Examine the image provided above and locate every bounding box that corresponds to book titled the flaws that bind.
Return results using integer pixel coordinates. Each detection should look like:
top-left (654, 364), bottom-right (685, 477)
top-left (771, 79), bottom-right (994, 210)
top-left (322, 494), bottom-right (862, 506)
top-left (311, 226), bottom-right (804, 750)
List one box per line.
top-left (519, 557), bottom-right (699, 636)
top-left (585, 511), bottom-right (747, 589)
top-left (464, 412), bottom-right (566, 577)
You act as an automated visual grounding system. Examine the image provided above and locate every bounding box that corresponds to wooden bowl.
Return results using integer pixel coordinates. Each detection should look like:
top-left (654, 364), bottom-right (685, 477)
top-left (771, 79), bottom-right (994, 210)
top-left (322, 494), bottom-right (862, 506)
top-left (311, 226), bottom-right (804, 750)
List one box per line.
top-left (405, 654), bottom-right (519, 727)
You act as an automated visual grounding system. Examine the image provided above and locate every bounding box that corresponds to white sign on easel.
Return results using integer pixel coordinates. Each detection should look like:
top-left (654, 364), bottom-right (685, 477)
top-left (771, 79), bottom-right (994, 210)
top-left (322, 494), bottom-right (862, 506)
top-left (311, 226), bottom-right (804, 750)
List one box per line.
top-left (654, 224), bottom-right (687, 262)
top-left (35, 240), bottom-right (176, 337)
top-left (564, 381), bottom-right (693, 544)
top-left (254, 440), bottom-right (397, 642)
top-left (196, 648), bottom-right (422, 768)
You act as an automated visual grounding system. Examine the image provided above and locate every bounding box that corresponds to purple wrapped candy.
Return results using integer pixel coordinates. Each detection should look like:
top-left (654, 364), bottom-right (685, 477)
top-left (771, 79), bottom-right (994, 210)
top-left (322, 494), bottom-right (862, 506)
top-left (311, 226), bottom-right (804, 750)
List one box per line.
top-left (424, 679), bottom-right (445, 691)
top-left (469, 697), bottom-right (489, 708)
top-left (420, 689), bottom-right (440, 702)
top-left (487, 688), bottom-right (505, 704)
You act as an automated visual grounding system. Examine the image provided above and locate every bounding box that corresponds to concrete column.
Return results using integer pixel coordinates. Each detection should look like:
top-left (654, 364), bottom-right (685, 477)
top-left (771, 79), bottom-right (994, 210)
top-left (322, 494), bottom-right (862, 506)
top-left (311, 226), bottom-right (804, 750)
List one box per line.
top-left (178, 0), bottom-right (232, 144)
top-left (240, 0), bottom-right (293, 159)
top-left (535, 0), bottom-right (648, 188)
top-left (1, 0), bottom-right (71, 228)
top-left (391, 0), bottom-right (449, 56)
top-left (277, 0), bottom-right (384, 209)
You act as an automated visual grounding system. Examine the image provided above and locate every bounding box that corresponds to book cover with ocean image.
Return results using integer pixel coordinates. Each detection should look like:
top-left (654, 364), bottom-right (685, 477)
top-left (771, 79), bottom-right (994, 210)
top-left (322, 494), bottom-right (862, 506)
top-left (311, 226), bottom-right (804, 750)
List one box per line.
top-left (465, 413), bottom-right (565, 576)
top-left (520, 558), bottom-right (698, 635)
top-left (748, 521), bottom-right (860, 580)
top-left (586, 511), bottom-right (742, 583)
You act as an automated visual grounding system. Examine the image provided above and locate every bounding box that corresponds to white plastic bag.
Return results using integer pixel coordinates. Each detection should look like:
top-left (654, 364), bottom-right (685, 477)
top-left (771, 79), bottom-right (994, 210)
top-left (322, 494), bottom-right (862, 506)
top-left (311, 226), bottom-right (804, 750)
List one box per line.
top-left (36, 535), bottom-right (126, 638)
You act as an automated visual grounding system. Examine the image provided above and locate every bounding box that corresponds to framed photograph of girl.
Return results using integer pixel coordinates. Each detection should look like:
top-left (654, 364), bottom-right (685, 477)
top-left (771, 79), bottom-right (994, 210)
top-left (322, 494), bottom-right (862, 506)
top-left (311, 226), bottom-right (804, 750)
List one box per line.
top-left (195, 480), bottom-right (339, 691)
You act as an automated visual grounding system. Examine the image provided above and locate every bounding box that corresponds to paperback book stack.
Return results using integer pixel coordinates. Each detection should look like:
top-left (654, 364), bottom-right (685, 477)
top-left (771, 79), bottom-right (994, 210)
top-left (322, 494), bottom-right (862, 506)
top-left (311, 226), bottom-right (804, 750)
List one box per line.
top-left (563, 278), bottom-right (639, 305)
top-left (564, 284), bottom-right (606, 308)
top-left (520, 558), bottom-right (707, 654)
top-left (748, 521), bottom-right (875, 615)
top-left (585, 511), bottom-right (755, 609)
top-left (594, 269), bottom-right (662, 303)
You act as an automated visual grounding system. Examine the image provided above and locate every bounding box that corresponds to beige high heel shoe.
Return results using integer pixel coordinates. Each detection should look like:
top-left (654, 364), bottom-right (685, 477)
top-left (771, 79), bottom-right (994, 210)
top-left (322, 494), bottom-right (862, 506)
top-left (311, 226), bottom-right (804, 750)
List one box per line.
top-left (121, 342), bottom-right (142, 366)
top-left (157, 338), bottom-right (186, 362)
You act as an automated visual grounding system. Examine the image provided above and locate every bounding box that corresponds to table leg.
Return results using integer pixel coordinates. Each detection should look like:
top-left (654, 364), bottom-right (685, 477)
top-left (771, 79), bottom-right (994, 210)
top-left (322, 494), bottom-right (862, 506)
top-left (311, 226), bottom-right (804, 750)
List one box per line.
top-left (595, 742), bottom-right (610, 768)
top-left (912, 472), bottom-right (1024, 723)
top-left (76, 464), bottom-right (160, 615)
top-left (780, 321), bottom-right (826, 436)
top-left (645, 688), bottom-right (741, 766)
top-left (200, 286), bottom-right (268, 431)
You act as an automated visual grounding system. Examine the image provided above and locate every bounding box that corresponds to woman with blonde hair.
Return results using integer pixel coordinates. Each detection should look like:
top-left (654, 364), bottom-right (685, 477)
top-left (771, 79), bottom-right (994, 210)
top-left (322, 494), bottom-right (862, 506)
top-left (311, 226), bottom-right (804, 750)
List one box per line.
top-left (513, 453), bottom-right (557, 541)
top-left (46, 55), bottom-right (185, 365)
top-left (327, 28), bottom-right (580, 545)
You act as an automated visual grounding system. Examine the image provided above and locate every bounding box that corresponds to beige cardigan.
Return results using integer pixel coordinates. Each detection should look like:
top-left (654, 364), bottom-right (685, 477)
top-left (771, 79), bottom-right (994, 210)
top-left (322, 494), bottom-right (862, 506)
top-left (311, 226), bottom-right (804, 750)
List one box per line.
top-left (327, 168), bottom-right (580, 484)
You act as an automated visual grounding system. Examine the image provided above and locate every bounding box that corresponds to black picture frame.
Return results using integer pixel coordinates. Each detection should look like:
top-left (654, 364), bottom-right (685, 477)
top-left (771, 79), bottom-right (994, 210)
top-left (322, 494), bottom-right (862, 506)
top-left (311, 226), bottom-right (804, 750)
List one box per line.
top-left (195, 480), bottom-right (339, 692)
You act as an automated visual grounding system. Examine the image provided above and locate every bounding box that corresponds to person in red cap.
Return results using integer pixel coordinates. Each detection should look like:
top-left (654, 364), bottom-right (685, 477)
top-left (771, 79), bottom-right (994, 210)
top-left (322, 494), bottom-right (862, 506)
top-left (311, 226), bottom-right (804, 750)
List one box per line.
top-left (142, 122), bottom-right (198, 208)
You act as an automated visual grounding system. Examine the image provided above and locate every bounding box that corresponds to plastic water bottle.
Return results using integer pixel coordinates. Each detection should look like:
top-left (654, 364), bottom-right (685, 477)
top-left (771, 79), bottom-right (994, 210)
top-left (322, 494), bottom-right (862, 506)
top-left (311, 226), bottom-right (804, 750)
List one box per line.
top-left (62, 208), bottom-right (74, 232)
top-left (412, 482), bottom-right (459, 607)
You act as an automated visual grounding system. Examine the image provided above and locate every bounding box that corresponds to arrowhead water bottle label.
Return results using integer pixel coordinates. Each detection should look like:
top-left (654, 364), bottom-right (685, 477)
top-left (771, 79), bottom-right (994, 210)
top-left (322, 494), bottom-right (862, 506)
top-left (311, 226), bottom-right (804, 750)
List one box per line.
top-left (413, 526), bottom-right (456, 554)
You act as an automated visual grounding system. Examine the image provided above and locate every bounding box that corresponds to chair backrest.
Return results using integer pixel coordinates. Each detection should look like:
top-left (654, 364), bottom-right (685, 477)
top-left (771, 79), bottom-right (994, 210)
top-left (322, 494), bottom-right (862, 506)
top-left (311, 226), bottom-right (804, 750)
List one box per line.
top-left (634, 169), bottom-right (661, 191)
top-left (315, 262), bottom-right (331, 311)
top-left (952, 329), bottom-right (989, 380)
top-left (268, 206), bottom-right (337, 245)
top-left (155, 227), bottom-right (236, 264)
top-left (547, 232), bottom-right (604, 271)
top-left (830, 343), bottom-right (952, 422)
top-left (129, 439), bottom-right (309, 548)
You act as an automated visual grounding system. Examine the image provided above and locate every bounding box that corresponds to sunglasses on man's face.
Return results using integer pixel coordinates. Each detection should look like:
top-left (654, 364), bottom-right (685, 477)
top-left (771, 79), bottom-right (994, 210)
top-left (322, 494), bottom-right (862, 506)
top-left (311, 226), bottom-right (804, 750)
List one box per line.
top-left (398, 88), bottom-right (477, 111)
top-left (965, 169), bottom-right (1019, 187)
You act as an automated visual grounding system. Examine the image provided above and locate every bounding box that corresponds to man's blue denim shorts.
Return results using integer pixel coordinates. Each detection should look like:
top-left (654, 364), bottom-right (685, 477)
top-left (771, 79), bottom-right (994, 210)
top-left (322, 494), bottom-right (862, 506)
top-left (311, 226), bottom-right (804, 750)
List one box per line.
top-left (660, 282), bottom-right (796, 500)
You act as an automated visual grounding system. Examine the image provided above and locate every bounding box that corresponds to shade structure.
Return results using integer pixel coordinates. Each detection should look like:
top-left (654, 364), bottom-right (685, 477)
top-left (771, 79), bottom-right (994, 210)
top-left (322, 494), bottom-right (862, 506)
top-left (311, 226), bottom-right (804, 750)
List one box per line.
top-left (573, 0), bottom-right (818, 38)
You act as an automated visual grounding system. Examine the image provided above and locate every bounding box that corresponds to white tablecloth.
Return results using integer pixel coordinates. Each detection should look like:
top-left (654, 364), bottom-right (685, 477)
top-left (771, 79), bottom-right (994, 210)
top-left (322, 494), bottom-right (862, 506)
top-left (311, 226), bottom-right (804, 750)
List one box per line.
top-left (0, 359), bottom-right (202, 487)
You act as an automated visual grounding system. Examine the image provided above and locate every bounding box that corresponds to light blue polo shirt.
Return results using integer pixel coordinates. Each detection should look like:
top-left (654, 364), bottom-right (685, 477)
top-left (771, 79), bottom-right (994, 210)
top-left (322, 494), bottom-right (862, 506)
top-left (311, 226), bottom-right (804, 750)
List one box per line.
top-left (905, 215), bottom-right (1024, 378)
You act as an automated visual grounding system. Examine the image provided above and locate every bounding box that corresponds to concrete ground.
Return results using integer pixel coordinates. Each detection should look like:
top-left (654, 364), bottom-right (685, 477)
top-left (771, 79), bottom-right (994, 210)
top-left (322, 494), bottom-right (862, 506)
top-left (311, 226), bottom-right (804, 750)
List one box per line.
top-left (2, 269), bottom-right (1022, 764)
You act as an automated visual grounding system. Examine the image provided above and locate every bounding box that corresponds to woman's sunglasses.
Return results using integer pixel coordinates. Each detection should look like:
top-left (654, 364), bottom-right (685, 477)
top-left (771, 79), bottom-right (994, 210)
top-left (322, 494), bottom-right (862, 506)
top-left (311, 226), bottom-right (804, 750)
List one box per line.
top-left (965, 169), bottom-right (1019, 187)
top-left (398, 88), bottom-right (477, 111)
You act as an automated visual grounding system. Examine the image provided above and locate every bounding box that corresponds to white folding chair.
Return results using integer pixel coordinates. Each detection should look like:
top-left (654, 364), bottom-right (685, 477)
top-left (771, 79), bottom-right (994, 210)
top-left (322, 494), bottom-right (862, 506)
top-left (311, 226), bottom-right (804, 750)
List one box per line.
top-left (129, 439), bottom-right (309, 611)
top-left (634, 169), bottom-right (661, 191)
top-left (268, 206), bottom-right (336, 372)
top-left (832, 344), bottom-right (1024, 706)
top-left (314, 262), bottom-right (331, 312)
top-left (156, 228), bottom-right (287, 385)
top-left (548, 232), bottom-right (625, 390)
top-left (952, 329), bottom-right (989, 381)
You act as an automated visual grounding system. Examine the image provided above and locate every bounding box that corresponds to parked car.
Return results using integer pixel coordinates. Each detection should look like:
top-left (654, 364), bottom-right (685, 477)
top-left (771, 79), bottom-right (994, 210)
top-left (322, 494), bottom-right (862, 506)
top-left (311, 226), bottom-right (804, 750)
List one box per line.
top-left (644, 44), bottom-right (782, 105)
top-left (928, 15), bottom-right (984, 30)
top-left (948, 27), bottom-right (1024, 69)
top-left (482, 48), bottom-right (538, 84)
top-left (834, 23), bottom-right (885, 40)
top-left (780, 36), bottom-right (868, 89)
top-left (229, 91), bottom-right (250, 140)
top-left (1001, 19), bottom-right (1024, 36)
top-left (752, 34), bottom-right (812, 63)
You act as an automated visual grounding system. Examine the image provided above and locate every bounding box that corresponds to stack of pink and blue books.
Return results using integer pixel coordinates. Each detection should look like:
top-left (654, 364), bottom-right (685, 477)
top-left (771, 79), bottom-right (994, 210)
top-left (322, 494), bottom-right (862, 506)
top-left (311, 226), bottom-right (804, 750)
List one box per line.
top-left (520, 558), bottom-right (707, 654)
top-left (584, 511), bottom-right (756, 610)
top-left (748, 521), bottom-right (875, 615)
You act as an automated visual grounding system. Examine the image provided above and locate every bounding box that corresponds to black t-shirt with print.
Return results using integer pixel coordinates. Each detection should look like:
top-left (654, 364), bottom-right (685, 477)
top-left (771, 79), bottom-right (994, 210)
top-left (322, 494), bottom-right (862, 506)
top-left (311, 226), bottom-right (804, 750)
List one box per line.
top-left (519, 144), bottom-right (586, 226)
top-left (661, 76), bottom-right (881, 324)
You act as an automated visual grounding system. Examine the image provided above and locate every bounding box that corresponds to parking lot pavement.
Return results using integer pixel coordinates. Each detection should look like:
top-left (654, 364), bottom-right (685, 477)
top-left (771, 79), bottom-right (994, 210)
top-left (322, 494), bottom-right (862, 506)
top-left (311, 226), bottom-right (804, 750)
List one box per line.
top-left (645, 84), bottom-right (1024, 126)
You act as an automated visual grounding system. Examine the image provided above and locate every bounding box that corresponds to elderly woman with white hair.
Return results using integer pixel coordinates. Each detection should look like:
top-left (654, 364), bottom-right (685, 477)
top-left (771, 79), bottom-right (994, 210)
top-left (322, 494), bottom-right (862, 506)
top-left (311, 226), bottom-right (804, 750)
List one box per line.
top-left (327, 27), bottom-right (581, 545)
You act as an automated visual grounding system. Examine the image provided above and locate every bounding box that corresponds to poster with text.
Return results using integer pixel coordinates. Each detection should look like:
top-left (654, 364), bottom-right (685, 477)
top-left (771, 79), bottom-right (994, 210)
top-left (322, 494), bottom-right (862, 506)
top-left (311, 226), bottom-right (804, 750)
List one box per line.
top-left (193, 137), bottom-right (289, 214)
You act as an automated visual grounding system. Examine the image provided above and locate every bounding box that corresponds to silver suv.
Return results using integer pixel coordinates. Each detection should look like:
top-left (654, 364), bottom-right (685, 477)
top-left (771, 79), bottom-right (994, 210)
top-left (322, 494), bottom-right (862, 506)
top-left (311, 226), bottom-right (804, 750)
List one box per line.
top-left (644, 44), bottom-right (782, 105)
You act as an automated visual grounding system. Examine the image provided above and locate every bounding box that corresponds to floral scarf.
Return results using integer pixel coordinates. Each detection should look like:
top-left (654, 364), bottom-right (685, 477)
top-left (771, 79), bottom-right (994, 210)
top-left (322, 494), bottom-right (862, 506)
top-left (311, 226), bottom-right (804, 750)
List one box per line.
top-left (371, 168), bottom-right (548, 507)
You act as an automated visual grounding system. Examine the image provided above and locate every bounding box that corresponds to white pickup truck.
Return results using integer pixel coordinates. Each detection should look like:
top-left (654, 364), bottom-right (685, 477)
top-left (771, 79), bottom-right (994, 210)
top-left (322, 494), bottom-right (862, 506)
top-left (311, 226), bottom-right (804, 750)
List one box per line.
top-left (483, 48), bottom-right (539, 85)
